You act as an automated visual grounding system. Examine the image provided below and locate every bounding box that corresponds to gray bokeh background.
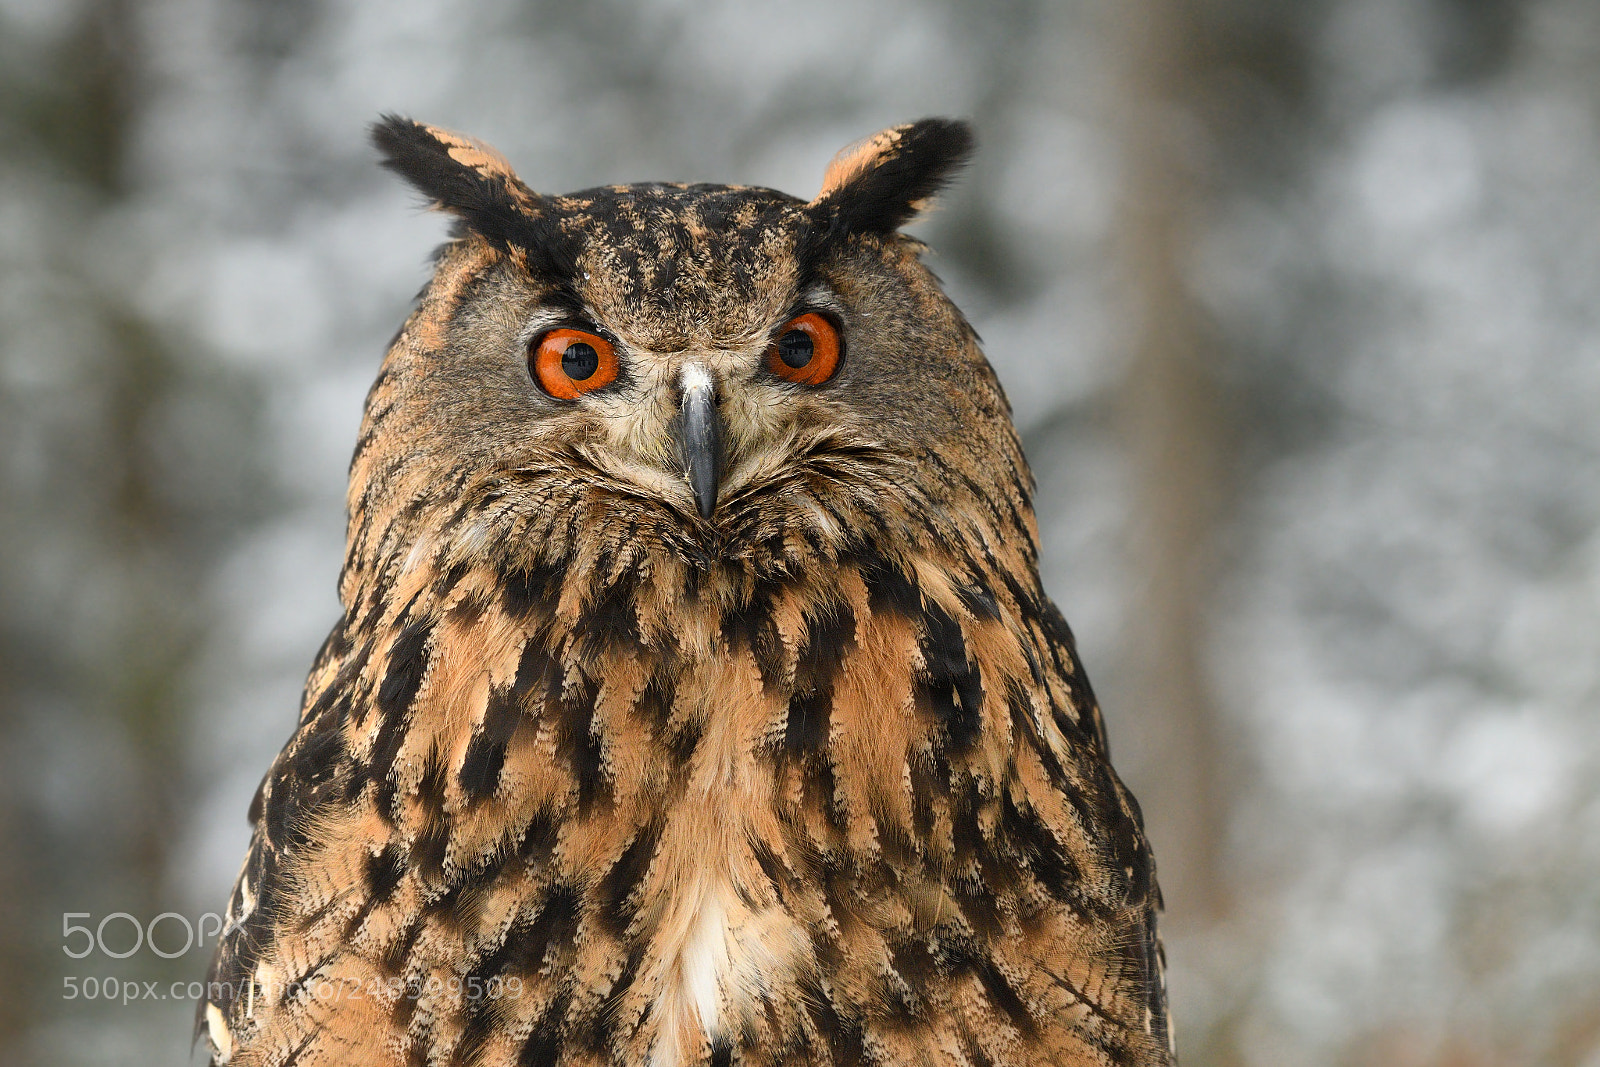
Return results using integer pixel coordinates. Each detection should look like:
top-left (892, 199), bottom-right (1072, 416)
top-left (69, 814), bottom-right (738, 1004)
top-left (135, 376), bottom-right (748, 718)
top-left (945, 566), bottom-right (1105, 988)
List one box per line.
top-left (3, 0), bottom-right (1597, 1064)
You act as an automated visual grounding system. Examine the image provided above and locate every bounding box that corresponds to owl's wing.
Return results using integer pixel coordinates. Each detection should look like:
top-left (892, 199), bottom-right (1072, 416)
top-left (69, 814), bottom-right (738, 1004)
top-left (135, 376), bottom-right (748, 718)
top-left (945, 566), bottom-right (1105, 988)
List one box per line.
top-left (1029, 598), bottom-right (1175, 1061)
top-left (197, 619), bottom-right (359, 1062)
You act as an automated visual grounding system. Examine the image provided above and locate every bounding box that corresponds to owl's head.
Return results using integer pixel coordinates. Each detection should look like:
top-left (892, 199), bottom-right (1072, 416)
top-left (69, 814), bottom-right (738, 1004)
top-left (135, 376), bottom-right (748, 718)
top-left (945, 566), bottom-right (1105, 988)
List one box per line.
top-left (351, 117), bottom-right (1033, 596)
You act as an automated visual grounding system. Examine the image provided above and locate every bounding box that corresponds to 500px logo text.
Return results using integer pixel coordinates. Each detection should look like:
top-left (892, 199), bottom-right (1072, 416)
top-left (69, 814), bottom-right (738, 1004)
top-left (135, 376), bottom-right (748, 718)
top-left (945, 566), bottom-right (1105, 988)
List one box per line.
top-left (62, 912), bottom-right (226, 960)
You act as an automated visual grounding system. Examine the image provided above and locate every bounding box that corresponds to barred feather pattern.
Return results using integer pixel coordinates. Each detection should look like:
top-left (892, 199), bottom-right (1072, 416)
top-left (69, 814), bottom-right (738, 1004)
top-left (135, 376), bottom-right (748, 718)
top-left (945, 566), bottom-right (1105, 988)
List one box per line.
top-left (201, 121), bottom-right (1173, 1067)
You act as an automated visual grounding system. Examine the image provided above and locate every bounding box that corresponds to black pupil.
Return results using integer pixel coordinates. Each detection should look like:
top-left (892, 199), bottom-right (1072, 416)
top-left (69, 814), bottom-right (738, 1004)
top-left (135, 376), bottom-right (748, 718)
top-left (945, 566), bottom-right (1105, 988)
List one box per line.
top-left (778, 329), bottom-right (813, 369)
top-left (561, 341), bottom-right (600, 381)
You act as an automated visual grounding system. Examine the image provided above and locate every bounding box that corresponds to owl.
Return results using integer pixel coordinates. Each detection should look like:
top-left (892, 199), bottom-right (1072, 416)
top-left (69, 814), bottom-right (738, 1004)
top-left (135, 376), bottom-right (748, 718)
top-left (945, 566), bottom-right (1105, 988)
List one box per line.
top-left (199, 116), bottom-right (1173, 1067)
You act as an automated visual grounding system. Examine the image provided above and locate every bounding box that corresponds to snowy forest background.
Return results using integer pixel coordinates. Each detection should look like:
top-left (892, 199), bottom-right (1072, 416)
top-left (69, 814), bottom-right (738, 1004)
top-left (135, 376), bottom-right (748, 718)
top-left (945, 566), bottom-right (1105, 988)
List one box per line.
top-left (2, 0), bottom-right (1598, 1063)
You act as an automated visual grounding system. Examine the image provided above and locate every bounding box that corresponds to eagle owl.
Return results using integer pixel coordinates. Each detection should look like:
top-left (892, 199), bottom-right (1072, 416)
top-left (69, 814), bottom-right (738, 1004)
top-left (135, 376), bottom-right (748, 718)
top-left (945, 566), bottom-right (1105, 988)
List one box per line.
top-left (200, 117), bottom-right (1173, 1067)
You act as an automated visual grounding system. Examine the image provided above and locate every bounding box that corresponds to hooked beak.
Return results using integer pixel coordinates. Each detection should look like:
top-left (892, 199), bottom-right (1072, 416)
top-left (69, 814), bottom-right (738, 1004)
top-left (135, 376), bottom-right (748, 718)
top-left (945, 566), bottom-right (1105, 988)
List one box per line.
top-left (679, 365), bottom-right (722, 520)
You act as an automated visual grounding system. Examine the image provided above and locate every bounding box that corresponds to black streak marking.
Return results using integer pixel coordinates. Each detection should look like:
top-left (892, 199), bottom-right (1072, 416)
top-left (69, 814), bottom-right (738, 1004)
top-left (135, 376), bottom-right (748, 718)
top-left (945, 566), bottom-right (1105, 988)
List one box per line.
top-left (517, 987), bottom-right (572, 1067)
top-left (920, 602), bottom-right (983, 751)
top-left (411, 822), bottom-right (450, 890)
top-left (458, 685), bottom-right (522, 801)
top-left (858, 553), bottom-right (920, 619)
top-left (523, 883), bottom-right (582, 971)
top-left (366, 844), bottom-right (407, 902)
top-left (377, 620), bottom-right (432, 722)
top-left (957, 579), bottom-right (1001, 621)
top-left (553, 674), bottom-right (607, 810)
top-left (785, 690), bottom-right (831, 755)
top-left (785, 601), bottom-right (855, 755)
top-left (500, 560), bottom-right (564, 619)
top-left (575, 567), bottom-right (641, 651)
top-left (972, 959), bottom-right (1036, 1036)
top-left (597, 821), bottom-right (662, 933)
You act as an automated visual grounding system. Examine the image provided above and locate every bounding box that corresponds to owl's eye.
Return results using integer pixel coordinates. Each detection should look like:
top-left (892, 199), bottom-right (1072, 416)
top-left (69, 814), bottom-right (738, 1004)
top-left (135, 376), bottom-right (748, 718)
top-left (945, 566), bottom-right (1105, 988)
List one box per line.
top-left (531, 328), bottom-right (619, 400)
top-left (765, 313), bottom-right (841, 386)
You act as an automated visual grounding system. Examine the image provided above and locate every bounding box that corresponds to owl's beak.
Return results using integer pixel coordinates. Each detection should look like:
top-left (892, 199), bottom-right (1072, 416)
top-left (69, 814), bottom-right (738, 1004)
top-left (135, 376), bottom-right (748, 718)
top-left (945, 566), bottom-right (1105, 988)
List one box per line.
top-left (678, 364), bottom-right (722, 520)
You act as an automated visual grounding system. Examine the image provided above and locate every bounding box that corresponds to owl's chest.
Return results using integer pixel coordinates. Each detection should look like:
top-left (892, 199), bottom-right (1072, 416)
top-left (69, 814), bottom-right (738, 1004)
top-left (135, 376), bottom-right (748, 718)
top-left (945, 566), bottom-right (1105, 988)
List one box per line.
top-left (614, 650), bottom-right (814, 1066)
top-left (323, 581), bottom-right (936, 1063)
top-left (441, 620), bottom-right (834, 1061)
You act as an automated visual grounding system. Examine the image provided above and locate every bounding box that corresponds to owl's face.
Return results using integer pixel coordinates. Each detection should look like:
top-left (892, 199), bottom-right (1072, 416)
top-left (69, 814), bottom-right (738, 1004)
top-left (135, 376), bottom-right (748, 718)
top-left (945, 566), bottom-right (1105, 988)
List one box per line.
top-left (357, 119), bottom-right (1023, 585)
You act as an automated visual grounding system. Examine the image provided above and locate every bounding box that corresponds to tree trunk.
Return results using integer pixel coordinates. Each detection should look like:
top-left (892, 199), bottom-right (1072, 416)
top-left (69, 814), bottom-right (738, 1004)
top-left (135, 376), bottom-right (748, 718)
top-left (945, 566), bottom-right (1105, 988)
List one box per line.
top-left (1112, 0), bottom-right (1230, 929)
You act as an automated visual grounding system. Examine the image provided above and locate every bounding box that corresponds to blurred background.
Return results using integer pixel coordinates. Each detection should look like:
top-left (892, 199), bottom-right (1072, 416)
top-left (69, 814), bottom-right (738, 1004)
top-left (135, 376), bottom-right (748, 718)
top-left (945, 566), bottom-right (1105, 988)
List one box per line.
top-left (2, 0), bottom-right (1598, 1063)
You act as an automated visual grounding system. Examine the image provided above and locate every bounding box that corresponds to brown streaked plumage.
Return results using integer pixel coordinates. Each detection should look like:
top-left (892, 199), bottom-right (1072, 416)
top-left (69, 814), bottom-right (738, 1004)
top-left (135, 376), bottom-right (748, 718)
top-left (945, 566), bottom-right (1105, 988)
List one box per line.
top-left (200, 116), bottom-right (1174, 1067)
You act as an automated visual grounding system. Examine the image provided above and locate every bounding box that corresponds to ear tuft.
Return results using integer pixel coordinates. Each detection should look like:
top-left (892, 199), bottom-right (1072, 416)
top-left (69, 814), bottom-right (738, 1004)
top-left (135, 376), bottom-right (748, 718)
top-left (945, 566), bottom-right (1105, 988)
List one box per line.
top-left (809, 118), bottom-right (975, 234)
top-left (370, 115), bottom-right (573, 274)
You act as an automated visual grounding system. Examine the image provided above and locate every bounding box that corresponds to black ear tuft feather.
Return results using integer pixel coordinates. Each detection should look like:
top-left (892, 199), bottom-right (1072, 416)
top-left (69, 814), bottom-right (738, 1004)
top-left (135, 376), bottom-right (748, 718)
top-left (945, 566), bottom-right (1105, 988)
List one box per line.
top-left (809, 118), bottom-right (975, 236)
top-left (370, 115), bottom-right (578, 279)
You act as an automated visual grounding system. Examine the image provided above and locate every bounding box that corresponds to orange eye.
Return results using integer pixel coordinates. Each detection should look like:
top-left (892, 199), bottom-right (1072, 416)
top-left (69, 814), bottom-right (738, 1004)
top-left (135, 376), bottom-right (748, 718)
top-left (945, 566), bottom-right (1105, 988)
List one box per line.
top-left (530, 328), bottom-right (619, 400)
top-left (765, 312), bottom-right (841, 386)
